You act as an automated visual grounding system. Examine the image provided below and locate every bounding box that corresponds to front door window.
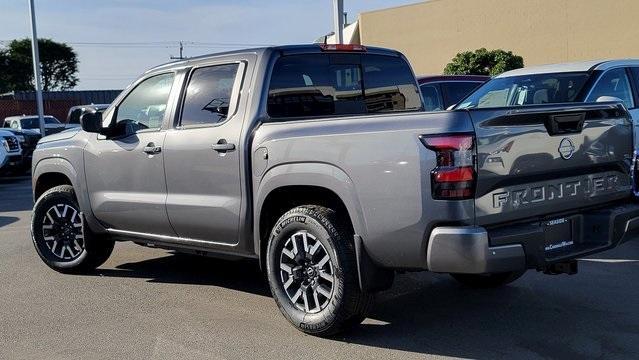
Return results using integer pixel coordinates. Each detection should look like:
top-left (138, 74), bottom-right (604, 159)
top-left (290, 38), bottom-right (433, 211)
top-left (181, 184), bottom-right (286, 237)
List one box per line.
top-left (114, 73), bottom-right (175, 135)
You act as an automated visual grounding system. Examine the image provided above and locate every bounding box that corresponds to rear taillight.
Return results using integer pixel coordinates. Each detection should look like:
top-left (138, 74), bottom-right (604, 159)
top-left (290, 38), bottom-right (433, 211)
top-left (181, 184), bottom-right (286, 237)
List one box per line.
top-left (420, 134), bottom-right (476, 200)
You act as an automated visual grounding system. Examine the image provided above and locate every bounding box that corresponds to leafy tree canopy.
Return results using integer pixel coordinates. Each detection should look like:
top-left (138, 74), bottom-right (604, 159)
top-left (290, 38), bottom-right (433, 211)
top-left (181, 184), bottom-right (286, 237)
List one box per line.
top-left (443, 48), bottom-right (524, 76)
top-left (0, 38), bottom-right (78, 92)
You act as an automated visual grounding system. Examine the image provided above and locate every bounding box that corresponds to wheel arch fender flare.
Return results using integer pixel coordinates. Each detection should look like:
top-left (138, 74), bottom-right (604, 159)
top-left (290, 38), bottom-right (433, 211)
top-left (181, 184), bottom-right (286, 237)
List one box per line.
top-left (32, 157), bottom-right (105, 233)
top-left (254, 162), bottom-right (367, 257)
top-left (33, 157), bottom-right (80, 198)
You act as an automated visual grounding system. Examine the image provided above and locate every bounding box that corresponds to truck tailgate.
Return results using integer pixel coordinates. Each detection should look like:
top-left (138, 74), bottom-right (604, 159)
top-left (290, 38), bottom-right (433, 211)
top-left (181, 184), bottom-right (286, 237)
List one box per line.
top-left (470, 103), bottom-right (634, 226)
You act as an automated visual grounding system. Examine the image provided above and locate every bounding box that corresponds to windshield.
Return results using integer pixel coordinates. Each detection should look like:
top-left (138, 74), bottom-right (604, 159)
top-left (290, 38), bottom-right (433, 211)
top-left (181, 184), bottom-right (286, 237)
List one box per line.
top-left (20, 117), bottom-right (61, 129)
top-left (456, 72), bottom-right (590, 109)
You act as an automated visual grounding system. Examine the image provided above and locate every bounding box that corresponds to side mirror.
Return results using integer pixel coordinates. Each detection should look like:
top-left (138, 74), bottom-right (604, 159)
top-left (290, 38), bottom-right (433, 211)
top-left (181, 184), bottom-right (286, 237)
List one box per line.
top-left (80, 110), bottom-right (103, 133)
top-left (596, 96), bottom-right (623, 103)
top-left (216, 105), bottom-right (229, 117)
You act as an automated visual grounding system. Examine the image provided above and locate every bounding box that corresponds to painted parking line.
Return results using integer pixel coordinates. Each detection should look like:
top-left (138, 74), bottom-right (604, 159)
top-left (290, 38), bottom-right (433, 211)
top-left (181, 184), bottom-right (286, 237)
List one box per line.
top-left (581, 258), bottom-right (639, 263)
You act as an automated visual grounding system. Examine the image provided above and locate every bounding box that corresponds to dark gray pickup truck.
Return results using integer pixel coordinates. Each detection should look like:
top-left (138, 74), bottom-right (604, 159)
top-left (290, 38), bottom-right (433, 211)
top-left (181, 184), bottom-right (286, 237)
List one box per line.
top-left (30, 44), bottom-right (639, 336)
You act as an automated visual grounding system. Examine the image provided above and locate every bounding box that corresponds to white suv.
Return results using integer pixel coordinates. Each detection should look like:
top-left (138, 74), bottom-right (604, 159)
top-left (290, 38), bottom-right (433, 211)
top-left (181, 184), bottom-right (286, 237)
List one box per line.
top-left (0, 129), bottom-right (22, 175)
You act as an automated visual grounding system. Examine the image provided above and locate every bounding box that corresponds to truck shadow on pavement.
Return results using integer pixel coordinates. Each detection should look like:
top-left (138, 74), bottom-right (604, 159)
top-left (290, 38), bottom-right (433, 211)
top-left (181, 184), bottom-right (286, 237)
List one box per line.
top-left (338, 271), bottom-right (639, 359)
top-left (95, 253), bottom-right (270, 297)
top-left (90, 251), bottom-right (639, 359)
top-left (0, 216), bottom-right (19, 228)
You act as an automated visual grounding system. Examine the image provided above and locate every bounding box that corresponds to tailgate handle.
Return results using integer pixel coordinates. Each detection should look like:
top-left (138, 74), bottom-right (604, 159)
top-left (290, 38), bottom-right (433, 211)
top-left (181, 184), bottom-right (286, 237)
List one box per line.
top-left (546, 113), bottom-right (585, 135)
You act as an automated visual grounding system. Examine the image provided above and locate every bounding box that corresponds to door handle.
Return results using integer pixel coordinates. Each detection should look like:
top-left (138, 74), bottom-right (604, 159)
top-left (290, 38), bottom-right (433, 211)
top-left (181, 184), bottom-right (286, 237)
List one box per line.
top-left (211, 140), bottom-right (236, 152)
top-left (143, 143), bottom-right (162, 154)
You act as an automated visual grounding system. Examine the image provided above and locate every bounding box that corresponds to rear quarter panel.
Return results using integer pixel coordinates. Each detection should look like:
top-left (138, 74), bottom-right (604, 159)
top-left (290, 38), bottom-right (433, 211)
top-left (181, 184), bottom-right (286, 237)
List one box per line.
top-left (253, 111), bottom-right (475, 269)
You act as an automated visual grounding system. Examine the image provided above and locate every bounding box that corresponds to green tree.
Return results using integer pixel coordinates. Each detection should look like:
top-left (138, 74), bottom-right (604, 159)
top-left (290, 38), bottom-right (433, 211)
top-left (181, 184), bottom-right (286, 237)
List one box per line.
top-left (443, 48), bottom-right (524, 76)
top-left (0, 38), bottom-right (78, 92)
top-left (0, 49), bottom-right (11, 93)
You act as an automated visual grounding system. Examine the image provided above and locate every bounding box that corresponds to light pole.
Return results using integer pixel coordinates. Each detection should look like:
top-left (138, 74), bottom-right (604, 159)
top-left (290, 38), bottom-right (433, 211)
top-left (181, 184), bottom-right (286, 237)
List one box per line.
top-left (28, 0), bottom-right (46, 136)
top-left (332, 0), bottom-right (344, 44)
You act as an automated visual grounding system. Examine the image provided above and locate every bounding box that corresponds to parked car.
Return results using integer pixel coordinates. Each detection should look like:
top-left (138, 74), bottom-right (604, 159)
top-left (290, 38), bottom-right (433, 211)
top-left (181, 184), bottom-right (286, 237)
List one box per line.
top-left (455, 59), bottom-right (639, 174)
top-left (2, 128), bottom-right (39, 173)
top-left (456, 59), bottom-right (639, 110)
top-left (418, 75), bottom-right (489, 111)
top-left (30, 45), bottom-right (639, 336)
top-left (3, 115), bottom-right (67, 136)
top-left (65, 104), bottom-right (110, 128)
top-left (0, 129), bottom-right (23, 175)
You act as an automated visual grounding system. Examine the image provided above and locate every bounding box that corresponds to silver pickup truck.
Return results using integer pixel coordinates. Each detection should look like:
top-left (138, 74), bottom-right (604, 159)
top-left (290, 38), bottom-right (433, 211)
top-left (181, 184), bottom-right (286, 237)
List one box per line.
top-left (30, 44), bottom-right (639, 336)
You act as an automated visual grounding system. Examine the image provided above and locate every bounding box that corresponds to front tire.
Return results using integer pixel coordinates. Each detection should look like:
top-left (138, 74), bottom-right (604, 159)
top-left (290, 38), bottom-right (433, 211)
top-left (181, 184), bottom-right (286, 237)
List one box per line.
top-left (31, 185), bottom-right (114, 273)
top-left (450, 270), bottom-right (525, 288)
top-left (266, 205), bottom-right (373, 336)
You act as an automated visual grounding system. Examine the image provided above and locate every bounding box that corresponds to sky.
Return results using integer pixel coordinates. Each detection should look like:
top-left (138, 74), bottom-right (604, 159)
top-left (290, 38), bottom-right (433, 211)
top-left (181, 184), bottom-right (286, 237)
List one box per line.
top-left (1, 0), bottom-right (419, 90)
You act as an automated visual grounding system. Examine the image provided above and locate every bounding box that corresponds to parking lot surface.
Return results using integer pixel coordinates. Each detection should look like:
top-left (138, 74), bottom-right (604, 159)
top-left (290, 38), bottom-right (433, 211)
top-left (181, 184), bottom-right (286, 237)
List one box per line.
top-left (1, 176), bottom-right (638, 359)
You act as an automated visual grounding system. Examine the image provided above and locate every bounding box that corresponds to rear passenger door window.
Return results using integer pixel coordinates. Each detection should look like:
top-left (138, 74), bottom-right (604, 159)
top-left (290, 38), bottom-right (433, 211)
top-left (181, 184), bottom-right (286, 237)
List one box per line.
top-left (180, 64), bottom-right (240, 127)
top-left (419, 84), bottom-right (443, 111)
top-left (587, 68), bottom-right (634, 108)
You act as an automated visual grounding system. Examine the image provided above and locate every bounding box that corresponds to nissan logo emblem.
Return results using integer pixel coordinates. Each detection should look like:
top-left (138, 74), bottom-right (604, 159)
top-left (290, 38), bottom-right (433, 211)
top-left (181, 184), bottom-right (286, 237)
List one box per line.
top-left (558, 138), bottom-right (575, 160)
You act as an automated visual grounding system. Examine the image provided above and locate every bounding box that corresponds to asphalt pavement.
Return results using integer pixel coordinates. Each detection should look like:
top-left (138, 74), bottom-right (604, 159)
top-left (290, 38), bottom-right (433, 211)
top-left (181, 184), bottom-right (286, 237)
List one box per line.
top-left (1, 176), bottom-right (638, 359)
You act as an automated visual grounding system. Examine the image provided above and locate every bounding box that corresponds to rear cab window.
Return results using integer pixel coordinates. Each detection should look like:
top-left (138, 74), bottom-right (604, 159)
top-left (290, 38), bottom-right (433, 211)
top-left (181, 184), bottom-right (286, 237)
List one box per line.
top-left (267, 53), bottom-right (422, 119)
top-left (457, 73), bottom-right (590, 109)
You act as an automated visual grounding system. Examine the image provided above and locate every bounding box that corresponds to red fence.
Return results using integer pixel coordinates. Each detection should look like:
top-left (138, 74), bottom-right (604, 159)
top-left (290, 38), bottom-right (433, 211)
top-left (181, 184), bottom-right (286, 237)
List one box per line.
top-left (0, 99), bottom-right (82, 123)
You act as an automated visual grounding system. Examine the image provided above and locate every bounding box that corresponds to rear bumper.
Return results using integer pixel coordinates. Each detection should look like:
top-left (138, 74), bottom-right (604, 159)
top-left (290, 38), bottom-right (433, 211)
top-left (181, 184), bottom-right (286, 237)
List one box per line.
top-left (427, 227), bottom-right (525, 273)
top-left (427, 202), bottom-right (639, 274)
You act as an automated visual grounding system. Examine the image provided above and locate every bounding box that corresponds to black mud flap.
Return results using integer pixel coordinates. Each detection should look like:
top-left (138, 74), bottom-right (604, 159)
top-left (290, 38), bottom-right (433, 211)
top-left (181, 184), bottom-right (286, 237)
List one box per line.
top-left (354, 235), bottom-right (394, 293)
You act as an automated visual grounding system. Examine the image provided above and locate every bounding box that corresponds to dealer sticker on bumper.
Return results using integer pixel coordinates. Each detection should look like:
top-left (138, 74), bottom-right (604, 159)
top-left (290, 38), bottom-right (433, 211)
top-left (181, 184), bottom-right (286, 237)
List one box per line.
top-left (544, 217), bottom-right (574, 252)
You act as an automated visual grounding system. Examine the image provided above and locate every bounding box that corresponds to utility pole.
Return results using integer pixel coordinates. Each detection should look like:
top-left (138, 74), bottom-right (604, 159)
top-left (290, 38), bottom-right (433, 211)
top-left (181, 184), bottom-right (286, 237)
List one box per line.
top-left (332, 0), bottom-right (344, 44)
top-left (28, 0), bottom-right (46, 136)
top-left (170, 41), bottom-right (185, 60)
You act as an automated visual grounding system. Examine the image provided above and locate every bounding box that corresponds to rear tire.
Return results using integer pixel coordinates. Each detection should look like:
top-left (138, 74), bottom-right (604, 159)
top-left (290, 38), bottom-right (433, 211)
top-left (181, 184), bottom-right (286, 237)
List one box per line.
top-left (31, 185), bottom-right (114, 274)
top-left (450, 270), bottom-right (525, 288)
top-left (266, 205), bottom-right (373, 336)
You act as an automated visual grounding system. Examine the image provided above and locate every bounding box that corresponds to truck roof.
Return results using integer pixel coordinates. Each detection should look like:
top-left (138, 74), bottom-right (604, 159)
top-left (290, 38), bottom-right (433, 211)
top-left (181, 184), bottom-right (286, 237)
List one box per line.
top-left (145, 44), bottom-right (403, 74)
top-left (417, 75), bottom-right (490, 83)
top-left (4, 115), bottom-right (57, 121)
top-left (496, 59), bottom-right (639, 78)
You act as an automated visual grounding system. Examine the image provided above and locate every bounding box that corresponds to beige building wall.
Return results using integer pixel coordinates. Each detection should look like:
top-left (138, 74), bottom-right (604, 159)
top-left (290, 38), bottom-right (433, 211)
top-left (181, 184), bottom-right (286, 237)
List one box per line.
top-left (359, 0), bottom-right (639, 75)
